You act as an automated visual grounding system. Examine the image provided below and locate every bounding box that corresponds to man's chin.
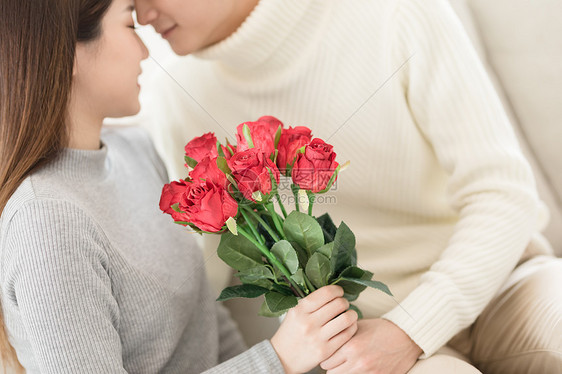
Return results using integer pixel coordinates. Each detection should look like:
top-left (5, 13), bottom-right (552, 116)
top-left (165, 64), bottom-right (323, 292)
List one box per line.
top-left (169, 42), bottom-right (195, 57)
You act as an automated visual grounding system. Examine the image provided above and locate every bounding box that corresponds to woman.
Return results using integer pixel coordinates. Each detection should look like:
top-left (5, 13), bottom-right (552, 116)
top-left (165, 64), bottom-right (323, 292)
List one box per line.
top-left (0, 0), bottom-right (358, 373)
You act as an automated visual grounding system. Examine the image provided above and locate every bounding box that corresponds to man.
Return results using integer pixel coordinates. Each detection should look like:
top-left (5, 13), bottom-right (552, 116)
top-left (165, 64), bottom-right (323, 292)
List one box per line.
top-left (134, 0), bottom-right (562, 372)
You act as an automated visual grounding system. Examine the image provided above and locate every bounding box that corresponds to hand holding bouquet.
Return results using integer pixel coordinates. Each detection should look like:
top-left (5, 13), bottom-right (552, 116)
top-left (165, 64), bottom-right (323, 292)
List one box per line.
top-left (160, 116), bottom-right (391, 317)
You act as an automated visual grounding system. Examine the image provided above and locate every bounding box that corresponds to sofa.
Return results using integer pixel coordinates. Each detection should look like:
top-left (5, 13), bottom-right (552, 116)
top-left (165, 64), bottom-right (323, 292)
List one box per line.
top-left (128, 0), bottom-right (562, 351)
top-left (451, 0), bottom-right (562, 257)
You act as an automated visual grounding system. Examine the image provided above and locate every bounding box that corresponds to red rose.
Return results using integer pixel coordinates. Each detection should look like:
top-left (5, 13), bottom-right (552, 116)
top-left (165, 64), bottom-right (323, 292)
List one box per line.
top-left (159, 180), bottom-right (191, 222)
top-left (256, 116), bottom-right (284, 135)
top-left (276, 126), bottom-right (312, 176)
top-left (184, 132), bottom-right (218, 163)
top-left (220, 143), bottom-right (236, 160)
top-left (189, 156), bottom-right (227, 187)
top-left (235, 116), bottom-right (283, 157)
top-left (228, 148), bottom-right (280, 201)
top-left (178, 180), bottom-right (238, 232)
top-left (291, 138), bottom-right (339, 193)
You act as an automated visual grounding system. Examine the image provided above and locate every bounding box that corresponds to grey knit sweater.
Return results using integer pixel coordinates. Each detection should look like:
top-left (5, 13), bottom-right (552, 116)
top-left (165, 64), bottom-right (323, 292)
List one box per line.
top-left (0, 127), bottom-right (283, 373)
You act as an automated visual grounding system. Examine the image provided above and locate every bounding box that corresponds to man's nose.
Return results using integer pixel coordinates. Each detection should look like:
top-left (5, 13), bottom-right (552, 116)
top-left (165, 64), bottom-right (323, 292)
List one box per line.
top-left (135, 1), bottom-right (158, 25)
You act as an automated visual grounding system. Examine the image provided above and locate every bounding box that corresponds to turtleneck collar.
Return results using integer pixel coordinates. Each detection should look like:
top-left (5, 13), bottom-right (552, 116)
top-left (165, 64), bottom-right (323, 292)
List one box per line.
top-left (48, 142), bottom-right (111, 182)
top-left (193, 0), bottom-right (331, 74)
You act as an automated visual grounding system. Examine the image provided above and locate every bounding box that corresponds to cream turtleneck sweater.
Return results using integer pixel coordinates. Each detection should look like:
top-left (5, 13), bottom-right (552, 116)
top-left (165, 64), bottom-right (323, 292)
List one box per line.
top-left (139, 0), bottom-right (551, 356)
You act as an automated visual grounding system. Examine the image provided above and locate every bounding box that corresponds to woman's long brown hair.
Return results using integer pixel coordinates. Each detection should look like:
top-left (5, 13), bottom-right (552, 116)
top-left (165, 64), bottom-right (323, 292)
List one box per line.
top-left (0, 0), bottom-right (112, 371)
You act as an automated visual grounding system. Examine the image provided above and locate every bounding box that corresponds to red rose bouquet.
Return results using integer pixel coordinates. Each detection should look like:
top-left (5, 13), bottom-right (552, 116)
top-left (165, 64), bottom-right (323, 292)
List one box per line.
top-left (160, 116), bottom-right (391, 317)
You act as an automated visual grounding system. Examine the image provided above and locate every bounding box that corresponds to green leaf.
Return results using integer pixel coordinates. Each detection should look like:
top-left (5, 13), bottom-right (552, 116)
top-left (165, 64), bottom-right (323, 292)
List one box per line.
top-left (173, 221), bottom-right (220, 235)
top-left (332, 266), bottom-right (373, 299)
top-left (216, 284), bottom-right (269, 301)
top-left (265, 292), bottom-right (298, 313)
top-left (226, 174), bottom-right (238, 189)
top-left (274, 125), bottom-right (283, 148)
top-left (351, 248), bottom-right (358, 266)
top-left (184, 155), bottom-right (198, 168)
top-left (340, 277), bottom-right (392, 297)
top-left (292, 241), bottom-right (310, 269)
top-left (216, 156), bottom-right (231, 175)
top-left (290, 269), bottom-right (309, 294)
top-left (348, 304), bottom-right (363, 319)
top-left (316, 213), bottom-right (337, 243)
top-left (305, 252), bottom-right (331, 289)
top-left (171, 203), bottom-right (186, 214)
top-left (266, 168), bottom-right (279, 197)
top-left (271, 283), bottom-right (295, 296)
top-left (217, 140), bottom-right (225, 158)
top-left (283, 211), bottom-right (324, 256)
top-left (172, 221), bottom-right (204, 234)
top-left (259, 300), bottom-right (286, 318)
top-left (242, 278), bottom-right (273, 289)
top-left (225, 138), bottom-right (235, 156)
top-left (243, 123), bottom-right (254, 148)
top-left (217, 232), bottom-right (263, 271)
top-left (343, 291), bottom-right (360, 302)
top-left (317, 164), bottom-right (341, 194)
top-left (235, 266), bottom-right (274, 282)
top-left (271, 240), bottom-right (299, 275)
top-left (339, 266), bottom-right (367, 279)
top-left (271, 264), bottom-right (285, 281)
top-left (226, 217), bottom-right (237, 235)
top-left (331, 221), bottom-right (356, 274)
top-left (316, 242), bottom-right (334, 259)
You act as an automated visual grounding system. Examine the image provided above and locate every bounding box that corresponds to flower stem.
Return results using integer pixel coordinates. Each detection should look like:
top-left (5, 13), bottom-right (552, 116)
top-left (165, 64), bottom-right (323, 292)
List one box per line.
top-left (237, 226), bottom-right (304, 297)
top-left (275, 192), bottom-right (288, 218)
top-left (239, 208), bottom-right (265, 245)
top-left (302, 272), bottom-right (317, 293)
top-left (265, 202), bottom-right (287, 240)
top-left (243, 206), bottom-right (280, 242)
top-left (284, 276), bottom-right (306, 298)
top-left (291, 184), bottom-right (300, 212)
top-left (307, 191), bottom-right (315, 216)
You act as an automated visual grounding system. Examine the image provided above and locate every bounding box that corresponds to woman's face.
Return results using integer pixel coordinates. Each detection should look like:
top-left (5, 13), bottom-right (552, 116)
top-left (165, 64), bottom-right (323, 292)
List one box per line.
top-left (74, 0), bottom-right (149, 119)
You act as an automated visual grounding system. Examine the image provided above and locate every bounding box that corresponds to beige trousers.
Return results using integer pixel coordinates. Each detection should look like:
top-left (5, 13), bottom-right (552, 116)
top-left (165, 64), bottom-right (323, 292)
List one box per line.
top-left (409, 255), bottom-right (562, 374)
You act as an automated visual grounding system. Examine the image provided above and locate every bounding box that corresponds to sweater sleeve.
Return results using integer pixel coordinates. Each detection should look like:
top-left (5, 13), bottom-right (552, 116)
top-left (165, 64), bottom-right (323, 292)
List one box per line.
top-left (2, 200), bottom-right (127, 373)
top-left (202, 340), bottom-right (284, 374)
top-left (382, 0), bottom-right (541, 357)
top-left (215, 303), bottom-right (247, 362)
top-left (199, 303), bottom-right (284, 373)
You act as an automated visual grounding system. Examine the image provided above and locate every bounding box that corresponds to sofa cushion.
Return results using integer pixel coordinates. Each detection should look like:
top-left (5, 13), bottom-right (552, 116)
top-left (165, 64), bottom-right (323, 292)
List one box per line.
top-left (450, 0), bottom-right (562, 255)
top-left (466, 0), bottom-right (562, 198)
